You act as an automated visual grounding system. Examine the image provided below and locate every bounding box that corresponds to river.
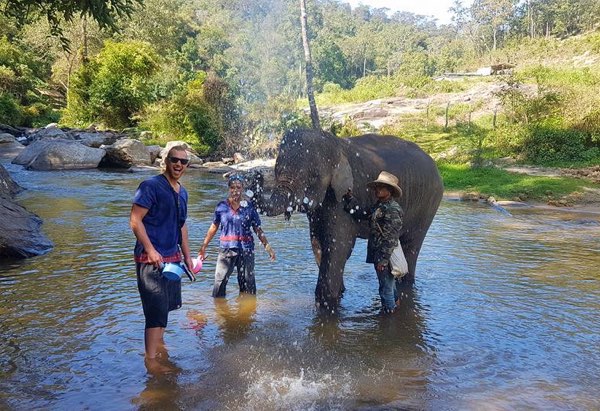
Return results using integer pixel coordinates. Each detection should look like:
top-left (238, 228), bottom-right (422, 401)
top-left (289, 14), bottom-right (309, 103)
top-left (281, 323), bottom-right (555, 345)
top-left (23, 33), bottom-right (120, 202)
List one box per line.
top-left (1, 163), bottom-right (599, 410)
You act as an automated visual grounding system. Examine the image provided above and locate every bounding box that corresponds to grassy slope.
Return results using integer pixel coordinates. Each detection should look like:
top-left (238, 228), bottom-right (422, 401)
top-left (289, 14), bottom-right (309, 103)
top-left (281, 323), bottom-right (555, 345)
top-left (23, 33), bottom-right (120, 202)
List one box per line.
top-left (317, 32), bottom-right (600, 205)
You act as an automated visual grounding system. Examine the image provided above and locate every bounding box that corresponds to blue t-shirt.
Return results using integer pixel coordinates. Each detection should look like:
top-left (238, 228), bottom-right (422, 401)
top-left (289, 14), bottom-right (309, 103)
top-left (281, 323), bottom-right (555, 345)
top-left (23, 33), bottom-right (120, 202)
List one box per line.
top-left (213, 200), bottom-right (261, 251)
top-left (133, 174), bottom-right (188, 260)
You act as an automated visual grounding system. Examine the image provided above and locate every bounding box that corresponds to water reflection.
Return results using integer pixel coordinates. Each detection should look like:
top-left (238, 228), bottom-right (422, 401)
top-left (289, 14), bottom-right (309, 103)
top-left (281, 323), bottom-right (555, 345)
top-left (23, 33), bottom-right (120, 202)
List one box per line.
top-left (213, 294), bottom-right (258, 343)
top-left (133, 352), bottom-right (182, 410)
top-left (0, 166), bottom-right (599, 409)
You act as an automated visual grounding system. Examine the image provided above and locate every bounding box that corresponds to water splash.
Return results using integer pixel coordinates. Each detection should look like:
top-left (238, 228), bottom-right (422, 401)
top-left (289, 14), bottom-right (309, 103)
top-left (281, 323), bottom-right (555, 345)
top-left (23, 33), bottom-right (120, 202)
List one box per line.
top-left (241, 368), bottom-right (352, 410)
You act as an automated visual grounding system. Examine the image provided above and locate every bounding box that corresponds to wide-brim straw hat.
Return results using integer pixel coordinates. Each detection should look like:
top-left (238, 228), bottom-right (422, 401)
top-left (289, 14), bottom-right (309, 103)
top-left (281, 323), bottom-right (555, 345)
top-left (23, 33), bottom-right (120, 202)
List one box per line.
top-left (367, 171), bottom-right (402, 198)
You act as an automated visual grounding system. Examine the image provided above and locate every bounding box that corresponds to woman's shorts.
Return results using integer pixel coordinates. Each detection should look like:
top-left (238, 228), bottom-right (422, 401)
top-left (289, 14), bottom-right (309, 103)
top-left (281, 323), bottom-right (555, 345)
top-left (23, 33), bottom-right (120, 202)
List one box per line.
top-left (137, 262), bottom-right (182, 329)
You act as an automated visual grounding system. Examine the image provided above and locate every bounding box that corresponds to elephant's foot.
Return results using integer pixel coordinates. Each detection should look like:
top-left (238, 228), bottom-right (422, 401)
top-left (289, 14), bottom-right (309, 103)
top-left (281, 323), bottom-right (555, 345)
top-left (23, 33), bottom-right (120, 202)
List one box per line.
top-left (397, 274), bottom-right (415, 287)
top-left (314, 288), bottom-right (341, 313)
top-left (314, 298), bottom-right (340, 314)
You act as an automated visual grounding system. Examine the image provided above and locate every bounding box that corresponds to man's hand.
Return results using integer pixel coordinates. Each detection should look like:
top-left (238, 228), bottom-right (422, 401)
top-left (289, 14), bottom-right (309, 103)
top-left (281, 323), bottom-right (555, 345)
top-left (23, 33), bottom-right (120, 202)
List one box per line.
top-left (146, 248), bottom-right (163, 269)
top-left (376, 260), bottom-right (389, 272)
top-left (342, 188), bottom-right (353, 203)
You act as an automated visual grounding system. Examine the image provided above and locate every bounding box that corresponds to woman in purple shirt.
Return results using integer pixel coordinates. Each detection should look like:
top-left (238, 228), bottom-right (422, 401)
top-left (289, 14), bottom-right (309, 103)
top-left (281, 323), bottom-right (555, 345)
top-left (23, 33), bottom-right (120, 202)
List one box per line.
top-left (199, 175), bottom-right (276, 297)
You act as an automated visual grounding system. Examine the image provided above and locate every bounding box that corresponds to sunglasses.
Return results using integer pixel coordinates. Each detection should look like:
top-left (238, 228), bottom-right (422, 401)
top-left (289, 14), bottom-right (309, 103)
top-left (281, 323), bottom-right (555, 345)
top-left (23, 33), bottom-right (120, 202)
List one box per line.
top-left (167, 156), bottom-right (189, 165)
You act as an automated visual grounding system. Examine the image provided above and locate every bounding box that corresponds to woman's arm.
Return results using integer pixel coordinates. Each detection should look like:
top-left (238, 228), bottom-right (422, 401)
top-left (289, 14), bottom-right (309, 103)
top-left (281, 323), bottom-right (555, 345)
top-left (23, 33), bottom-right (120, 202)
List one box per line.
top-left (253, 226), bottom-right (275, 261)
top-left (199, 223), bottom-right (219, 261)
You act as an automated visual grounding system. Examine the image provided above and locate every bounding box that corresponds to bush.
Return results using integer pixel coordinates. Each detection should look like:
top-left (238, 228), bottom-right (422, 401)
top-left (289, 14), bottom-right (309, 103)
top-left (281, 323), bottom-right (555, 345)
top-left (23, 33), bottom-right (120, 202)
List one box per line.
top-left (523, 125), bottom-right (597, 163)
top-left (139, 72), bottom-right (231, 155)
top-left (63, 41), bottom-right (159, 129)
top-left (0, 36), bottom-right (54, 127)
top-left (0, 93), bottom-right (23, 124)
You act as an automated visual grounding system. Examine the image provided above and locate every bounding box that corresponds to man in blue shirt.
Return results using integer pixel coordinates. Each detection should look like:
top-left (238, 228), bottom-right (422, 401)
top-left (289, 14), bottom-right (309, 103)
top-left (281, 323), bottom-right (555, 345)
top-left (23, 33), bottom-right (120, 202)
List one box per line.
top-left (130, 145), bottom-right (194, 360)
top-left (199, 174), bottom-right (275, 297)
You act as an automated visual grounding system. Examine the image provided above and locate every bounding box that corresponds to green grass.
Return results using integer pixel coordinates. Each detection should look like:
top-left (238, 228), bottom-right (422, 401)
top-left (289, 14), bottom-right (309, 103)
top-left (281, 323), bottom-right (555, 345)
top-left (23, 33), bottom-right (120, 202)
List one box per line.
top-left (438, 163), bottom-right (595, 202)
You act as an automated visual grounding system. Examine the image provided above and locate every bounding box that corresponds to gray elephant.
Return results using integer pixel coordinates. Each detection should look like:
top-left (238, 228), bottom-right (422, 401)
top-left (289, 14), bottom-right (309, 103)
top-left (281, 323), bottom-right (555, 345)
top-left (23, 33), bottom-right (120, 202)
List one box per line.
top-left (248, 128), bottom-right (443, 308)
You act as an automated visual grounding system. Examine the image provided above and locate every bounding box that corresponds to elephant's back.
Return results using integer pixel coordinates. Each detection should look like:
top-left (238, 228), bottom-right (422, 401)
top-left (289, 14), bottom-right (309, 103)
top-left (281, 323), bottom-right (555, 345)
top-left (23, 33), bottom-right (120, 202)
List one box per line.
top-left (348, 134), bottom-right (438, 174)
top-left (348, 134), bottom-right (444, 219)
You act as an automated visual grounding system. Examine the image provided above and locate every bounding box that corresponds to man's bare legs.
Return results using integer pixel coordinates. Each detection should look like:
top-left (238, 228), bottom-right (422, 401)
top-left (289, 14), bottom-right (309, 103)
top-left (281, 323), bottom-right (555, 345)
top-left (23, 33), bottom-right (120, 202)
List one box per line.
top-left (144, 327), bottom-right (165, 359)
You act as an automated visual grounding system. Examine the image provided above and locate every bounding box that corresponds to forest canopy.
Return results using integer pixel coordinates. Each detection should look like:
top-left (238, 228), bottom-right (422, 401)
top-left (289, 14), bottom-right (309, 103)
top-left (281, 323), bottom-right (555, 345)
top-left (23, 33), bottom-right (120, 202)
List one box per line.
top-left (0, 0), bottom-right (599, 159)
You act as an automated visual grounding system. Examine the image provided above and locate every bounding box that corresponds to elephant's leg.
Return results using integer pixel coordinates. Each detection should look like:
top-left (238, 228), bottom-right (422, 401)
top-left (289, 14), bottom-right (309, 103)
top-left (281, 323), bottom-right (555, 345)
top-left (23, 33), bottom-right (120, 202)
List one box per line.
top-left (313, 210), bottom-right (356, 308)
top-left (310, 236), bottom-right (322, 267)
top-left (308, 211), bottom-right (323, 267)
top-left (400, 229), bottom-right (428, 284)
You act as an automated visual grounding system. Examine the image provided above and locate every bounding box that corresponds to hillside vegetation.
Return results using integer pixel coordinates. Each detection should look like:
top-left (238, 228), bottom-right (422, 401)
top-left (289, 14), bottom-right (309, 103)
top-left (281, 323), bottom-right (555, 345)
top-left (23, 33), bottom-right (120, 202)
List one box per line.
top-left (0, 0), bottom-right (599, 205)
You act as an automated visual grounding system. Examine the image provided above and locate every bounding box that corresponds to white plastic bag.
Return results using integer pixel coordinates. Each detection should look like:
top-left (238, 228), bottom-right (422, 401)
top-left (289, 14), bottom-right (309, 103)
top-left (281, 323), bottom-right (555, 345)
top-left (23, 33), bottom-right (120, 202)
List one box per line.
top-left (390, 242), bottom-right (408, 278)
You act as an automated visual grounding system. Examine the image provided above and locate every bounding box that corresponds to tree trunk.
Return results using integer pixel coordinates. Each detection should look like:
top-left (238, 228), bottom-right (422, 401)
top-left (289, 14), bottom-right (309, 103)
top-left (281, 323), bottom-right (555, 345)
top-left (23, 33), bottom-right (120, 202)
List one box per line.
top-left (81, 17), bottom-right (89, 64)
top-left (299, 0), bottom-right (320, 130)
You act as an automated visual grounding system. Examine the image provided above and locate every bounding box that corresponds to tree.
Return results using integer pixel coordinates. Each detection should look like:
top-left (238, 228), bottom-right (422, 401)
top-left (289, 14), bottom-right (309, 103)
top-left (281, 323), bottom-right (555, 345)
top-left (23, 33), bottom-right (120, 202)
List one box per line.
top-left (1, 0), bottom-right (141, 48)
top-left (471, 0), bottom-right (514, 51)
top-left (63, 40), bottom-right (159, 128)
top-left (300, 0), bottom-right (320, 129)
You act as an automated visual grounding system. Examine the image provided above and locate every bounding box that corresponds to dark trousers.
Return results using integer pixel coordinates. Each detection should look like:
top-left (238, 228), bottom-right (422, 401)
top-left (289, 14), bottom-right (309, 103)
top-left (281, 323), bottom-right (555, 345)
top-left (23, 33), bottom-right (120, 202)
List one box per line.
top-left (375, 264), bottom-right (397, 312)
top-left (137, 262), bottom-right (182, 328)
top-left (212, 248), bottom-right (256, 297)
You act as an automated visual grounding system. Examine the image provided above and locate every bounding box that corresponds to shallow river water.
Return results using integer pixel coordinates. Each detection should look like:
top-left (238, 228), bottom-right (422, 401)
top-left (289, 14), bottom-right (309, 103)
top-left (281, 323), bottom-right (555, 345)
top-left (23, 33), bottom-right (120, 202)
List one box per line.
top-left (1, 164), bottom-right (599, 410)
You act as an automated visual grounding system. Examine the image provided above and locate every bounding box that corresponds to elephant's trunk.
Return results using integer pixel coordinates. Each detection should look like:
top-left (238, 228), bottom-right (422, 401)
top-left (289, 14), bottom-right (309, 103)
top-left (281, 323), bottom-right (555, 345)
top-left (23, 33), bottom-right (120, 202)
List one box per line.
top-left (244, 170), bottom-right (298, 217)
top-left (265, 188), bottom-right (294, 216)
top-left (252, 187), bottom-right (296, 217)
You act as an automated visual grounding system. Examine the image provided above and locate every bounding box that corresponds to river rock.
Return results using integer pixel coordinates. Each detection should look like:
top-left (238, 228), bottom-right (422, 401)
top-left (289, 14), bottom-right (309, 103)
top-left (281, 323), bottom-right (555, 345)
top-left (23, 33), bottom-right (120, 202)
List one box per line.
top-left (28, 124), bottom-right (71, 141)
top-left (201, 161), bottom-right (234, 174)
top-left (0, 123), bottom-right (22, 136)
top-left (0, 133), bottom-right (16, 143)
top-left (12, 140), bottom-right (52, 165)
top-left (0, 196), bottom-right (53, 258)
top-left (0, 163), bottom-right (22, 197)
top-left (13, 139), bottom-right (106, 170)
top-left (73, 131), bottom-right (121, 148)
top-left (0, 164), bottom-right (53, 258)
top-left (100, 138), bottom-right (151, 168)
top-left (147, 145), bottom-right (161, 164)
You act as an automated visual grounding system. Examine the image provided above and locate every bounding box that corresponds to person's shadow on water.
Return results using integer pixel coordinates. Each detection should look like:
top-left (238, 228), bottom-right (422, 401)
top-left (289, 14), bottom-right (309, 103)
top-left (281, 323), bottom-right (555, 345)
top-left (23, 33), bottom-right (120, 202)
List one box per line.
top-left (213, 293), bottom-right (258, 344)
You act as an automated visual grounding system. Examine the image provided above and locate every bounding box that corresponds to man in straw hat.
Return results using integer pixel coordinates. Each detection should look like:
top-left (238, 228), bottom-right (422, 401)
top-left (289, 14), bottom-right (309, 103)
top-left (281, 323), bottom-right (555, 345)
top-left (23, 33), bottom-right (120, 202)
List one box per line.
top-left (343, 171), bottom-right (404, 314)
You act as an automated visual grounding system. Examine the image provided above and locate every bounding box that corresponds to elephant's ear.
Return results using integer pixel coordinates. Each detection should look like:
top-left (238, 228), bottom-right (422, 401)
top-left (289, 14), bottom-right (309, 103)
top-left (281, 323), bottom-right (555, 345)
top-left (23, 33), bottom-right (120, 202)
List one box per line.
top-left (331, 154), bottom-right (353, 202)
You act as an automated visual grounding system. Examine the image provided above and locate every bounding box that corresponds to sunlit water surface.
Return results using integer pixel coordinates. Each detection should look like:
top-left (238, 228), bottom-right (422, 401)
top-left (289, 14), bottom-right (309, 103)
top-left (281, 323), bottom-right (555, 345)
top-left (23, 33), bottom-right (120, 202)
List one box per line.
top-left (1, 163), bottom-right (599, 410)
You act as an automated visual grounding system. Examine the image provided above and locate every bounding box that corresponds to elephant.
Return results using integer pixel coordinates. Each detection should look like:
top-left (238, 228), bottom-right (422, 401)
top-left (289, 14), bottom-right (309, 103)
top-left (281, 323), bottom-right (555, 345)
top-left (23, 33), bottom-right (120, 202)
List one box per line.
top-left (247, 128), bottom-right (443, 308)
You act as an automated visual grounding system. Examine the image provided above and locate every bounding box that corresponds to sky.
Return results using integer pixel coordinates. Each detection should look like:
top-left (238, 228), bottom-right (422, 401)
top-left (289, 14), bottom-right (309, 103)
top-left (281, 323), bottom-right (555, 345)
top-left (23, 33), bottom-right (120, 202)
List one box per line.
top-left (344, 0), bottom-right (463, 25)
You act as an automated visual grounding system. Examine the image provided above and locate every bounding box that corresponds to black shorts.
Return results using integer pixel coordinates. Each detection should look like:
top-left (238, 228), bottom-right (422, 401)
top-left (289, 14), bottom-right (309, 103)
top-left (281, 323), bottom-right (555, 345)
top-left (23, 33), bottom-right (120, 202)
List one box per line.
top-left (136, 263), bottom-right (182, 329)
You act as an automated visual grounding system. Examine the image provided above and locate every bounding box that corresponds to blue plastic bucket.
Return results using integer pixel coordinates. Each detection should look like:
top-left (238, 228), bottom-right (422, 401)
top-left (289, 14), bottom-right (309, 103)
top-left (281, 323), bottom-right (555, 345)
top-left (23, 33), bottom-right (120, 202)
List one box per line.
top-left (162, 262), bottom-right (185, 281)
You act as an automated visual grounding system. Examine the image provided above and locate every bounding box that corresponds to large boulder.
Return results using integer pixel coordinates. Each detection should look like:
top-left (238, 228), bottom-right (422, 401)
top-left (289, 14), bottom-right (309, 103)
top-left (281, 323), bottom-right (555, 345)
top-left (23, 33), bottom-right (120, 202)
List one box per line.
top-left (100, 138), bottom-right (152, 168)
top-left (12, 139), bottom-right (106, 170)
top-left (0, 132), bottom-right (16, 143)
top-left (0, 164), bottom-right (53, 258)
top-left (12, 140), bottom-right (52, 165)
top-left (27, 124), bottom-right (72, 141)
top-left (72, 131), bottom-right (121, 148)
top-left (0, 197), bottom-right (54, 258)
top-left (0, 135), bottom-right (25, 160)
top-left (0, 163), bottom-right (22, 196)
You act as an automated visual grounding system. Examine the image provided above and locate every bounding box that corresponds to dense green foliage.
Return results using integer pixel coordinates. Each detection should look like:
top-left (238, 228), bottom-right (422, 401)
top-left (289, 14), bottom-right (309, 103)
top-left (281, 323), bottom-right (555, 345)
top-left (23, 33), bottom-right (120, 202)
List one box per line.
top-left (1, 0), bottom-right (141, 47)
top-left (62, 41), bottom-right (159, 129)
top-left (0, 36), bottom-right (58, 126)
top-left (0, 0), bottom-right (599, 160)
